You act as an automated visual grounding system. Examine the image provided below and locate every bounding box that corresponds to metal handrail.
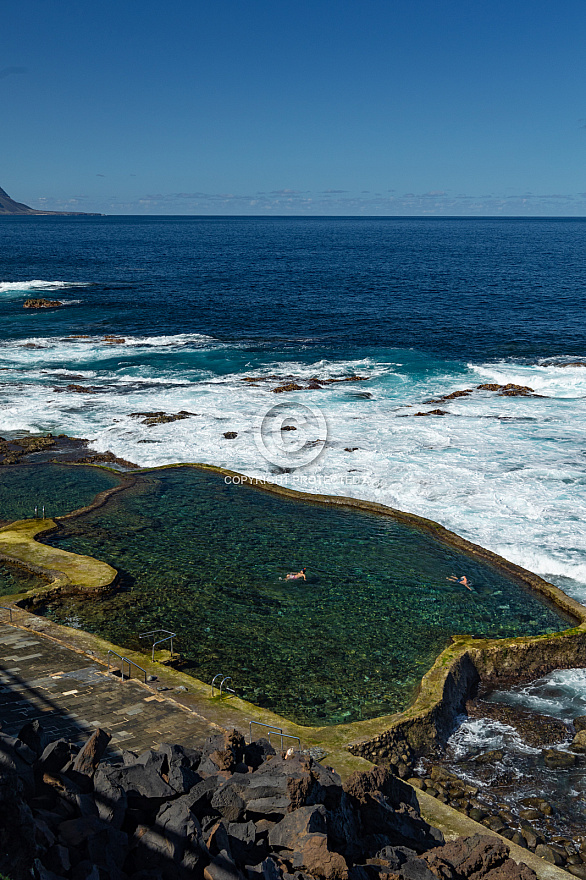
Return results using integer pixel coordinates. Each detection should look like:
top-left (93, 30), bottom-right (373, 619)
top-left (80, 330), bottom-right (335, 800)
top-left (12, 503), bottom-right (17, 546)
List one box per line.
top-left (139, 629), bottom-right (176, 662)
top-left (249, 720), bottom-right (301, 751)
top-left (220, 676), bottom-right (234, 696)
top-left (211, 673), bottom-right (236, 698)
top-left (0, 606), bottom-right (14, 622)
top-left (107, 649), bottom-right (147, 683)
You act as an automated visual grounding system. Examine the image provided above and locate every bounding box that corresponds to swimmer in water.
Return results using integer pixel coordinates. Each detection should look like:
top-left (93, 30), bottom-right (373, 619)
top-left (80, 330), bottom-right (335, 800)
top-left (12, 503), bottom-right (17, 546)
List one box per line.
top-left (447, 575), bottom-right (472, 591)
top-left (285, 567), bottom-right (307, 581)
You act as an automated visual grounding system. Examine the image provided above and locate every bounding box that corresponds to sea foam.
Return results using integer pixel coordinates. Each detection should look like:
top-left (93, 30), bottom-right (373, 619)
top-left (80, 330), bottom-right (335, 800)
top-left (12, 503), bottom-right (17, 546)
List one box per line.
top-left (2, 342), bottom-right (586, 606)
top-left (0, 280), bottom-right (90, 297)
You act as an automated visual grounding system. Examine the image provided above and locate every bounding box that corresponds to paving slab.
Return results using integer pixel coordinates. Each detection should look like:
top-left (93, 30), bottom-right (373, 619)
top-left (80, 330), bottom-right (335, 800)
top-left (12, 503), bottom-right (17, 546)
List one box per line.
top-left (0, 620), bottom-right (223, 756)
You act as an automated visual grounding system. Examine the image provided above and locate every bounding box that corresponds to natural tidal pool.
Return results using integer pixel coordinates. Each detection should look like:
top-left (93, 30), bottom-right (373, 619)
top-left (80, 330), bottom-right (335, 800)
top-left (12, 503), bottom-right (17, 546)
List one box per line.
top-left (0, 463), bottom-right (121, 522)
top-left (39, 466), bottom-right (573, 725)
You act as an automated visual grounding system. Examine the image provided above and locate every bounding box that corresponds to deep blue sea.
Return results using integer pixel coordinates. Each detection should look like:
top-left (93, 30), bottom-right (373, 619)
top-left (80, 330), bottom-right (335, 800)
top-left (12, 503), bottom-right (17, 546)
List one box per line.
top-left (2, 215), bottom-right (586, 605)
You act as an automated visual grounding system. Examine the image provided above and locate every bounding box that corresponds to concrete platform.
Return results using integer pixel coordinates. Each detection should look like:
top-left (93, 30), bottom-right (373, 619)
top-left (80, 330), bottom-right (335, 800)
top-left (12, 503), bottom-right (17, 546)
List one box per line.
top-left (0, 619), bottom-right (222, 757)
top-left (0, 611), bottom-right (575, 880)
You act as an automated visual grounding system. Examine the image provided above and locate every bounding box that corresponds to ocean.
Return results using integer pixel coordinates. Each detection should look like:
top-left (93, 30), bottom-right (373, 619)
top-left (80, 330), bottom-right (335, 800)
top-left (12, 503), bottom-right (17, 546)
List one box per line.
top-left (1, 214), bottom-right (586, 605)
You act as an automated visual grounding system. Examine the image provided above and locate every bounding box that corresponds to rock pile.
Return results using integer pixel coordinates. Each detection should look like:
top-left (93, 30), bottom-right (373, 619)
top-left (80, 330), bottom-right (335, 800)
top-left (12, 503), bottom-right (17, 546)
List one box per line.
top-left (0, 723), bottom-right (540, 880)
top-left (412, 763), bottom-right (586, 875)
top-left (424, 385), bottom-right (540, 404)
top-left (241, 375), bottom-right (369, 394)
top-left (411, 700), bottom-right (586, 875)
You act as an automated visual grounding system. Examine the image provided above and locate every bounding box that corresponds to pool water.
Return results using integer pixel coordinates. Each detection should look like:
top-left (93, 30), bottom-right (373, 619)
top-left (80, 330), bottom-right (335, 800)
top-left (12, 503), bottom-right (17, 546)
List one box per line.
top-left (0, 463), bottom-right (121, 522)
top-left (42, 467), bottom-right (572, 725)
top-left (0, 562), bottom-right (43, 596)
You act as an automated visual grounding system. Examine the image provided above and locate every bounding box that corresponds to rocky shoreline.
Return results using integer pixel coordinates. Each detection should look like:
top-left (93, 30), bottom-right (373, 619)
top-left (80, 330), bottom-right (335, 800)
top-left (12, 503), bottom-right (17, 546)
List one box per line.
top-left (0, 434), bottom-right (138, 470)
top-left (405, 694), bottom-right (586, 876)
top-left (1, 721), bottom-right (544, 880)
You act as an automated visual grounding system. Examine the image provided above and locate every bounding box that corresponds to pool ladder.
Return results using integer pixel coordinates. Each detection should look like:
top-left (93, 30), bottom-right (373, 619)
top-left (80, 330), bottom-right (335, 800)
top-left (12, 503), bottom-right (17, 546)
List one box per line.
top-left (211, 673), bottom-right (236, 697)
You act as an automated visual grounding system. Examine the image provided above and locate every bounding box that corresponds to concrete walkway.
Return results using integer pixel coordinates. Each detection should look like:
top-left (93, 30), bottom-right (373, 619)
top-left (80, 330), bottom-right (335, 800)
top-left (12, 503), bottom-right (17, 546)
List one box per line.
top-left (0, 614), bottom-right (575, 880)
top-left (0, 619), bottom-right (222, 756)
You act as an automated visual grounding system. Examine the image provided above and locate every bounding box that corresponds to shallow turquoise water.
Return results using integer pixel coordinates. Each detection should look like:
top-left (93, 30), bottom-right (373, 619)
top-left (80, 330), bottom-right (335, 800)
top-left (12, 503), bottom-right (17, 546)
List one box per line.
top-left (44, 467), bottom-right (572, 725)
top-left (0, 463), bottom-right (121, 522)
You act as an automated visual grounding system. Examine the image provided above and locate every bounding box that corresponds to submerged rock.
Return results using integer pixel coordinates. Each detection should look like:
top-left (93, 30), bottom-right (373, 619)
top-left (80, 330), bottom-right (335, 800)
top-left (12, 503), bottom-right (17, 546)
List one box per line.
top-left (542, 748), bottom-right (576, 768)
top-left (465, 700), bottom-right (570, 748)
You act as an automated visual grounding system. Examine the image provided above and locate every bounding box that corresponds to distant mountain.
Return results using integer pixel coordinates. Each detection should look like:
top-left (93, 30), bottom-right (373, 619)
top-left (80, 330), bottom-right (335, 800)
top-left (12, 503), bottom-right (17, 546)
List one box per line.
top-left (0, 185), bottom-right (103, 215)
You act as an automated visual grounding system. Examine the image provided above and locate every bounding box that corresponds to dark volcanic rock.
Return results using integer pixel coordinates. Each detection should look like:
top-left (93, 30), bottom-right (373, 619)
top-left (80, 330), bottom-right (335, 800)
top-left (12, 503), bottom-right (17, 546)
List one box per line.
top-left (294, 833), bottom-right (350, 879)
top-left (0, 764), bottom-right (38, 880)
top-left (541, 748), bottom-right (576, 769)
top-left (272, 383), bottom-right (305, 394)
top-left (76, 450), bottom-right (139, 469)
top-left (93, 766), bottom-right (128, 829)
top-left (423, 833), bottom-right (509, 877)
top-left (37, 739), bottom-right (76, 778)
top-left (130, 411), bottom-right (193, 427)
top-left (268, 804), bottom-right (327, 849)
top-left (64, 384), bottom-right (97, 393)
top-left (344, 767), bottom-right (419, 812)
top-left (0, 721), bottom-right (544, 880)
top-left (413, 410), bottom-right (449, 417)
top-left (71, 728), bottom-right (111, 778)
top-left (23, 298), bottom-right (63, 309)
top-left (18, 720), bottom-right (50, 758)
top-left (476, 384), bottom-right (537, 396)
top-left (158, 743), bottom-right (202, 793)
top-left (100, 750), bottom-right (177, 809)
top-left (424, 384), bottom-right (542, 407)
top-left (344, 767), bottom-right (442, 855)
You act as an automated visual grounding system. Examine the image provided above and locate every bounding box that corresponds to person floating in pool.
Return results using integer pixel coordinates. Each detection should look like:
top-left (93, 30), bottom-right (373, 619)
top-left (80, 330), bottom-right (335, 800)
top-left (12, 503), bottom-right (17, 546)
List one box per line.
top-left (448, 574), bottom-right (472, 591)
top-left (285, 567), bottom-right (307, 581)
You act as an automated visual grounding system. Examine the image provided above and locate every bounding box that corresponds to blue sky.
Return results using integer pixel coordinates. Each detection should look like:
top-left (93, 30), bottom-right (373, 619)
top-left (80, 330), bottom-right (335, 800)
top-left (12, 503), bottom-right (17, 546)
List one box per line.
top-left (2, 0), bottom-right (586, 215)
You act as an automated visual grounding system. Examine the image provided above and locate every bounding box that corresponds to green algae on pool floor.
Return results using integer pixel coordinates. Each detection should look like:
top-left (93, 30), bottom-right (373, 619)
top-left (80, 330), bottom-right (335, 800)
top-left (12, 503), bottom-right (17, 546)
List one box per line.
top-left (0, 561), bottom-right (43, 596)
top-left (0, 463), bottom-right (121, 523)
top-left (42, 467), bottom-right (572, 726)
